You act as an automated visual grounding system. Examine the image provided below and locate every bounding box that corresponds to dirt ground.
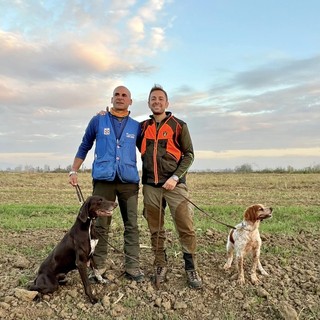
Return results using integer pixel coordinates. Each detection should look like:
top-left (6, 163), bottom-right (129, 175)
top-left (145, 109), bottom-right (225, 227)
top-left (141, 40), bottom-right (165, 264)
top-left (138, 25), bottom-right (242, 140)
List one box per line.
top-left (0, 226), bottom-right (319, 320)
top-left (0, 172), bottom-right (319, 319)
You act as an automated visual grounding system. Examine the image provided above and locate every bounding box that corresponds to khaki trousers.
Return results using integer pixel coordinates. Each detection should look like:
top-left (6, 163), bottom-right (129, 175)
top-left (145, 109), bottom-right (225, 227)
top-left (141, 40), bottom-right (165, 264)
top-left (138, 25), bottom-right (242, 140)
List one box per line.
top-left (143, 183), bottom-right (197, 268)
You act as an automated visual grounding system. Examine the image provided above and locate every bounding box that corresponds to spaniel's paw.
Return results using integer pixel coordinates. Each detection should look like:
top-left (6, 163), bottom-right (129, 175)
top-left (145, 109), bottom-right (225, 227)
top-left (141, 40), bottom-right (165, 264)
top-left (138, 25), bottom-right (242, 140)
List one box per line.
top-left (260, 269), bottom-right (269, 276)
top-left (250, 275), bottom-right (261, 285)
top-left (237, 277), bottom-right (245, 285)
top-left (223, 263), bottom-right (231, 270)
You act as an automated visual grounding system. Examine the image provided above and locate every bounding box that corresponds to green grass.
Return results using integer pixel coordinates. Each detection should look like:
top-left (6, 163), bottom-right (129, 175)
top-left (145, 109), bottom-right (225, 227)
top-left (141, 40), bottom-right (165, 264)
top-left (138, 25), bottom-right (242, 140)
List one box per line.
top-left (0, 204), bottom-right (79, 230)
top-left (1, 203), bottom-right (319, 235)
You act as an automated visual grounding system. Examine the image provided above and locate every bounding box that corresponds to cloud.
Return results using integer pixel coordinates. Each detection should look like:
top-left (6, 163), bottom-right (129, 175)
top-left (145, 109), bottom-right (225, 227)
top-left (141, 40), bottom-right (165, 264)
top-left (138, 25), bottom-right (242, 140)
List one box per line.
top-left (127, 16), bottom-right (145, 41)
top-left (0, 31), bottom-right (156, 81)
top-left (0, 1), bottom-right (173, 129)
top-left (138, 0), bottom-right (166, 22)
top-left (167, 55), bottom-right (320, 156)
top-left (1, 1), bottom-right (319, 172)
top-left (230, 55), bottom-right (320, 91)
top-left (0, 1), bottom-right (173, 81)
top-left (196, 148), bottom-right (320, 159)
top-left (0, 1), bottom-right (176, 172)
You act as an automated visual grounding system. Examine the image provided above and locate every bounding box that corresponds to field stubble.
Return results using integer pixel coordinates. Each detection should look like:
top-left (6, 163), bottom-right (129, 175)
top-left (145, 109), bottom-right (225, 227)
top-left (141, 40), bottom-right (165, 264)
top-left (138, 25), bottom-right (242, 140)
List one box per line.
top-left (0, 172), bottom-right (319, 319)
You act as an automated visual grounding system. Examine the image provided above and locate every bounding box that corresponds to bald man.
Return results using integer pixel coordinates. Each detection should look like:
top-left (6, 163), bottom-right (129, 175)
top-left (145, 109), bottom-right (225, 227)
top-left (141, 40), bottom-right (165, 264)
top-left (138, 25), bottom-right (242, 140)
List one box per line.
top-left (69, 86), bottom-right (144, 283)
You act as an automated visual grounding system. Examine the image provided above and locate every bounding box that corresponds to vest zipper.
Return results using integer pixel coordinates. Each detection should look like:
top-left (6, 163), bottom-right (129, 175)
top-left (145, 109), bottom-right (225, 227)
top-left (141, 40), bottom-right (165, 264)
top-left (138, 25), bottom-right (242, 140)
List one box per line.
top-left (153, 137), bottom-right (159, 184)
top-left (153, 117), bottom-right (169, 185)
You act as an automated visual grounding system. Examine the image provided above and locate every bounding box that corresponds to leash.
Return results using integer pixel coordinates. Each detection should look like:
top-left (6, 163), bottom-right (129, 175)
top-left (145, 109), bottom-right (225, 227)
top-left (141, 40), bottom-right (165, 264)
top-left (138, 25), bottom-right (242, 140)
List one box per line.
top-left (155, 189), bottom-right (164, 289)
top-left (73, 184), bottom-right (140, 265)
top-left (179, 193), bottom-right (237, 230)
top-left (95, 229), bottom-right (140, 264)
top-left (152, 188), bottom-right (236, 289)
top-left (75, 184), bottom-right (85, 203)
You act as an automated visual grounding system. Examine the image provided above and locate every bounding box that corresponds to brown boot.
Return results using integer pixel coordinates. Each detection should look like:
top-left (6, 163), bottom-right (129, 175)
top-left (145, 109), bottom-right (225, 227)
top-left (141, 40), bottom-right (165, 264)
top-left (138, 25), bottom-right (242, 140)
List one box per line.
top-left (154, 266), bottom-right (168, 283)
top-left (186, 270), bottom-right (202, 289)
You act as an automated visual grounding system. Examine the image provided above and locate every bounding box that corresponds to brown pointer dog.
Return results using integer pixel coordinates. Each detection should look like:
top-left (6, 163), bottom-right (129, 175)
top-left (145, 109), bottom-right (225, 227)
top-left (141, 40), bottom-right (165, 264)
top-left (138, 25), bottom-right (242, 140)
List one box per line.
top-left (28, 195), bottom-right (117, 303)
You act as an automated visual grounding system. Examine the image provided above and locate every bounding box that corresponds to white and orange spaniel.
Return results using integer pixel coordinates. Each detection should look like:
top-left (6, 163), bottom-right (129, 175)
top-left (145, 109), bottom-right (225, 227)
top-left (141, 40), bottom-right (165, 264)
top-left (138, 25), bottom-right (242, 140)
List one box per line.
top-left (223, 204), bottom-right (273, 285)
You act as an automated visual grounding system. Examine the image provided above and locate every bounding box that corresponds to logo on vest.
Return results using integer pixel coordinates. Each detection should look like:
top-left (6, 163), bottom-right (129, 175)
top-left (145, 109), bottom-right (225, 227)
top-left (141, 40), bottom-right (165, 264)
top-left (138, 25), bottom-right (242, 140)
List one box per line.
top-left (163, 131), bottom-right (168, 137)
top-left (126, 133), bottom-right (135, 139)
top-left (104, 128), bottom-right (110, 135)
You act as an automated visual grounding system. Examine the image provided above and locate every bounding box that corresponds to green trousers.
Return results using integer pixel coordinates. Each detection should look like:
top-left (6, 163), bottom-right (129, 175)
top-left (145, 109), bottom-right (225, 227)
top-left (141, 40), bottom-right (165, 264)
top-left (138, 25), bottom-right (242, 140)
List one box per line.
top-left (92, 180), bottom-right (140, 270)
top-left (142, 183), bottom-right (197, 269)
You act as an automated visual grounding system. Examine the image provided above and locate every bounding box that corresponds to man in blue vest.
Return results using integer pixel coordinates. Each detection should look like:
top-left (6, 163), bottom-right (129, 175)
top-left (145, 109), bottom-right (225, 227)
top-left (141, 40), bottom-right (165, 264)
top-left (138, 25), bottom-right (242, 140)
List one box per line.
top-left (69, 86), bottom-right (144, 283)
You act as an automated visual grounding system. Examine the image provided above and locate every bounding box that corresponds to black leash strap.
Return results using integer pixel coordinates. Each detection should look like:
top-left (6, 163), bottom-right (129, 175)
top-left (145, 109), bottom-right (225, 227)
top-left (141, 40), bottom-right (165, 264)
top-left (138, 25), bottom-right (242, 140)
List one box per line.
top-left (95, 229), bottom-right (140, 264)
top-left (155, 189), bottom-right (164, 289)
top-left (75, 184), bottom-right (85, 203)
top-left (180, 194), bottom-right (236, 230)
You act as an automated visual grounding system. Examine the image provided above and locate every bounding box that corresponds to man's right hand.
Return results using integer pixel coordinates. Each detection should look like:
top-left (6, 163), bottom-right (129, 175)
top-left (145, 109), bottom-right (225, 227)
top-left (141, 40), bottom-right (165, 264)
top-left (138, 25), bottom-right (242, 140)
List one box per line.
top-left (69, 172), bottom-right (78, 186)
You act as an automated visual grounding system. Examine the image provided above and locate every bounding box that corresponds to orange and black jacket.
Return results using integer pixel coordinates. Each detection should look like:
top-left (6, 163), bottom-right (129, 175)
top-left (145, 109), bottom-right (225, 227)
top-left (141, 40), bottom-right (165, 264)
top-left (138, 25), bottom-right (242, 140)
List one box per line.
top-left (138, 112), bottom-right (194, 186)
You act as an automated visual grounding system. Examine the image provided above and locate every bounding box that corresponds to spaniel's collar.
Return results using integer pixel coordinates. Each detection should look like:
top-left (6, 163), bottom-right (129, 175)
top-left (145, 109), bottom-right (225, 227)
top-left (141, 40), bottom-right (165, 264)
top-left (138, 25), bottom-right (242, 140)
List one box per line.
top-left (240, 221), bottom-right (254, 232)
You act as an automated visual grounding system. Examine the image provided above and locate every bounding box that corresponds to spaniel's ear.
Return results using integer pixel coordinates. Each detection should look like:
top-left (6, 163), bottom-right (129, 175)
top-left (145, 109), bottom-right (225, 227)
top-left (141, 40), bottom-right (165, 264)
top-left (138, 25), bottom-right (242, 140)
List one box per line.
top-left (78, 198), bottom-right (90, 222)
top-left (244, 205), bottom-right (258, 222)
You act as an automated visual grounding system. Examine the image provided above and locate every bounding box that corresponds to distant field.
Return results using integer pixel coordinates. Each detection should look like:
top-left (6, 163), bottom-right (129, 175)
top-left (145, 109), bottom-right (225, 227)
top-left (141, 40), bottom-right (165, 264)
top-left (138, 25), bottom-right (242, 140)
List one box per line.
top-left (0, 172), bottom-right (319, 234)
top-left (1, 171), bottom-right (320, 206)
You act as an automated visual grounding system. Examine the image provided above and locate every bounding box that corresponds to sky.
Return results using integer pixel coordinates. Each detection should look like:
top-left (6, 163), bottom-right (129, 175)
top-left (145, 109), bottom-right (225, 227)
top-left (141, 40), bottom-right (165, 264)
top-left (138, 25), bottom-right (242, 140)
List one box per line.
top-left (1, 0), bottom-right (320, 172)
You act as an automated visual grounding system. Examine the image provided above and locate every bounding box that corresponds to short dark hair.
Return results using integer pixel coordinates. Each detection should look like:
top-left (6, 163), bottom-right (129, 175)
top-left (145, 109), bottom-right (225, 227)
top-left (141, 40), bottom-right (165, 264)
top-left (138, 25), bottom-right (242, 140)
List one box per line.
top-left (148, 84), bottom-right (168, 101)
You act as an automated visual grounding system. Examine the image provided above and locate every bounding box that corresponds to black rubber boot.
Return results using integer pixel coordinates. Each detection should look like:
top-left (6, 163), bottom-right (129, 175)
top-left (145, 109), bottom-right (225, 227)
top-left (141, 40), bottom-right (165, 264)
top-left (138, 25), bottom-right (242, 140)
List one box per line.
top-left (183, 252), bottom-right (195, 270)
top-left (183, 253), bottom-right (202, 289)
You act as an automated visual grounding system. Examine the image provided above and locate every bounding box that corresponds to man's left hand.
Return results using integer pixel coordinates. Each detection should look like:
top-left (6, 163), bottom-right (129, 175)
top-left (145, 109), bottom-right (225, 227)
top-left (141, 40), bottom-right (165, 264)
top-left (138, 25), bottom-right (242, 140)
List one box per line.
top-left (162, 177), bottom-right (178, 190)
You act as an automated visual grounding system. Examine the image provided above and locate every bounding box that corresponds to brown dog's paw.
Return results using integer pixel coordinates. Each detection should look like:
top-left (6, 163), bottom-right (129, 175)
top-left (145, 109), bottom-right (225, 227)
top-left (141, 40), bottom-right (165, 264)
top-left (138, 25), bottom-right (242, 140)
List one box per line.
top-left (90, 296), bottom-right (99, 304)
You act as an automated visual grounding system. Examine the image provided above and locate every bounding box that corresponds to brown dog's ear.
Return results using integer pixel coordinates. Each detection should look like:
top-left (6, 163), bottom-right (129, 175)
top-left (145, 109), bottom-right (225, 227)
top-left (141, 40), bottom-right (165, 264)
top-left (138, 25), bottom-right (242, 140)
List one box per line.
top-left (78, 198), bottom-right (90, 222)
top-left (244, 205), bottom-right (259, 222)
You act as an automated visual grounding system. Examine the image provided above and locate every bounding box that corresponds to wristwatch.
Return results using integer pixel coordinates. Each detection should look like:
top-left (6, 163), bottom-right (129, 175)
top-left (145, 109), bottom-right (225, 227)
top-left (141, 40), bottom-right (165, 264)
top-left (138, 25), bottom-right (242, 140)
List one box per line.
top-left (171, 175), bottom-right (179, 182)
top-left (69, 171), bottom-right (77, 177)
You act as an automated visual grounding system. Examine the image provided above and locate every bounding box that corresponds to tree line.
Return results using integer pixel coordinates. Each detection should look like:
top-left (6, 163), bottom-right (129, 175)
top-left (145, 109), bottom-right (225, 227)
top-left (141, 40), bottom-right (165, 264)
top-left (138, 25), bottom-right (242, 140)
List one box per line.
top-left (3, 163), bottom-right (320, 174)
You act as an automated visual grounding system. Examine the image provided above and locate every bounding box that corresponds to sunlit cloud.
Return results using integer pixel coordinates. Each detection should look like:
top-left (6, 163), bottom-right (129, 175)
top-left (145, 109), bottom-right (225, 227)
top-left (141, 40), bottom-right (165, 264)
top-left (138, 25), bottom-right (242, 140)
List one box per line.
top-left (139, 0), bottom-right (166, 22)
top-left (127, 16), bottom-right (145, 41)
